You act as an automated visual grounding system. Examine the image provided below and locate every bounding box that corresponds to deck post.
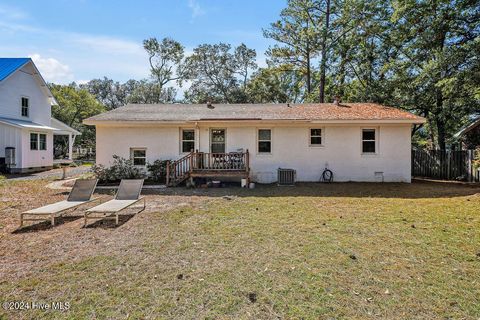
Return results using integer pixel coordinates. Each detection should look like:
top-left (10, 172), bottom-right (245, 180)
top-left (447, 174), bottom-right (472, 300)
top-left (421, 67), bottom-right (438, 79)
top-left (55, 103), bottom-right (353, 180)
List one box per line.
top-left (195, 149), bottom-right (199, 170)
top-left (68, 133), bottom-right (74, 160)
top-left (166, 160), bottom-right (170, 186)
top-left (467, 149), bottom-right (473, 182)
top-left (190, 149), bottom-right (194, 173)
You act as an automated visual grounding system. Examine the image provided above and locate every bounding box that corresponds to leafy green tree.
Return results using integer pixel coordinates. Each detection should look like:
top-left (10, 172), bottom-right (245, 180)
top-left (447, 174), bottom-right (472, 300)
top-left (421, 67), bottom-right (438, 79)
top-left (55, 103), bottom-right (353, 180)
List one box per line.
top-left (143, 37), bottom-right (185, 102)
top-left (81, 77), bottom-right (131, 109)
top-left (183, 43), bottom-right (257, 103)
top-left (324, 0), bottom-right (397, 103)
top-left (247, 67), bottom-right (304, 103)
top-left (127, 79), bottom-right (177, 104)
top-left (82, 77), bottom-right (178, 107)
top-left (388, 0), bottom-right (480, 149)
top-left (234, 43), bottom-right (258, 91)
top-left (264, 0), bottom-right (322, 96)
top-left (50, 83), bottom-right (106, 149)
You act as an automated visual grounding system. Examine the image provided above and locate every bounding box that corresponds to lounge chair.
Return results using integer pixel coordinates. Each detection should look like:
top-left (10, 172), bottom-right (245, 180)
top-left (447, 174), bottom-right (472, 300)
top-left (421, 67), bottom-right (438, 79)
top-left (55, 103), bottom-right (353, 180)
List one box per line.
top-left (20, 179), bottom-right (98, 227)
top-left (84, 179), bottom-right (145, 227)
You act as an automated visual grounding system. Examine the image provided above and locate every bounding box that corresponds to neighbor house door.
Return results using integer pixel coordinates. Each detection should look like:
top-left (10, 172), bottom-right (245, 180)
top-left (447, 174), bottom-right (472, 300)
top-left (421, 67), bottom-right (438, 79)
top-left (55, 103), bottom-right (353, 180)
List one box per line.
top-left (210, 129), bottom-right (226, 153)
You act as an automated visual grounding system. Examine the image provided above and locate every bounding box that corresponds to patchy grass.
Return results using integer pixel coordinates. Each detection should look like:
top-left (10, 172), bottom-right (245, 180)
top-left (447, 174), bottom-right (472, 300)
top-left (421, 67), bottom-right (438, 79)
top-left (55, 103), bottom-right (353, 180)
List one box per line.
top-left (0, 180), bottom-right (479, 319)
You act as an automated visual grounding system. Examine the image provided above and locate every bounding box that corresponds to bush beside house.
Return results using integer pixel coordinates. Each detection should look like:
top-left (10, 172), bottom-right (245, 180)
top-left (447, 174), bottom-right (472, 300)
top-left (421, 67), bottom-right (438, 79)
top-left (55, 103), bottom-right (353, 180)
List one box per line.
top-left (91, 155), bottom-right (170, 184)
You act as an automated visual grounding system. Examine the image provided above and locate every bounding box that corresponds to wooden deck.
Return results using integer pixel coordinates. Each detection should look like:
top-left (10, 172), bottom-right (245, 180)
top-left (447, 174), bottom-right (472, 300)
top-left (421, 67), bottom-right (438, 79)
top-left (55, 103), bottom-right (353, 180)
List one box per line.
top-left (166, 150), bottom-right (250, 186)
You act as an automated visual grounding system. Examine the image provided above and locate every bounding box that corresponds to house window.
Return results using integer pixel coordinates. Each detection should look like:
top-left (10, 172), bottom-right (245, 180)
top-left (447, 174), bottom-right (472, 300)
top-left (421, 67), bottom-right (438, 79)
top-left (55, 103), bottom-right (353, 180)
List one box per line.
top-left (131, 148), bottom-right (146, 166)
top-left (181, 129), bottom-right (195, 153)
top-left (39, 134), bottom-right (47, 150)
top-left (362, 129), bottom-right (376, 153)
top-left (258, 129), bottom-right (272, 153)
top-left (21, 97), bottom-right (29, 117)
top-left (30, 133), bottom-right (38, 150)
top-left (310, 128), bottom-right (322, 146)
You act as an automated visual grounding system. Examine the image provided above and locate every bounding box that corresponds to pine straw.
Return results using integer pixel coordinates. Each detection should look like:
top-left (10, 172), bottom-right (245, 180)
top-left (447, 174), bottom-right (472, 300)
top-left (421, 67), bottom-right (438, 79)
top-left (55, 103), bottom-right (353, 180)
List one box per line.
top-left (0, 179), bottom-right (479, 319)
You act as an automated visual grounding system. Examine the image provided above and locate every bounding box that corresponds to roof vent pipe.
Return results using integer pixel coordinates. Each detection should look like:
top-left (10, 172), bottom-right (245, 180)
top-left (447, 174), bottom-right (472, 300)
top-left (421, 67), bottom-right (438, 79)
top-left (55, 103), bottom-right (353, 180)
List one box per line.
top-left (207, 101), bottom-right (214, 109)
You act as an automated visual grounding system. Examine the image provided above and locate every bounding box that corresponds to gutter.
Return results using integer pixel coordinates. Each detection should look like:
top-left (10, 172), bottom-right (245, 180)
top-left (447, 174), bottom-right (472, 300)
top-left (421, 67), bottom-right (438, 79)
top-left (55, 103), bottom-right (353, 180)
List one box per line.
top-left (84, 118), bottom-right (426, 126)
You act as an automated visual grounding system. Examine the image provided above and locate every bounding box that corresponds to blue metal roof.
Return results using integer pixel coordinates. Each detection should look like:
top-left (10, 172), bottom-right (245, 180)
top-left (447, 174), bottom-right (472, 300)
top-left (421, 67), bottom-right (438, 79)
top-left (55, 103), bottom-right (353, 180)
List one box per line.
top-left (0, 58), bottom-right (31, 81)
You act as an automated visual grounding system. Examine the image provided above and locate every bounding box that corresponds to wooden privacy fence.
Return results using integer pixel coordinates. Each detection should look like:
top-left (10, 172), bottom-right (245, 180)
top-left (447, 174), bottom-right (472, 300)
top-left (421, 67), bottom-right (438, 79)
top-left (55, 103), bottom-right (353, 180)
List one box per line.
top-left (412, 149), bottom-right (480, 182)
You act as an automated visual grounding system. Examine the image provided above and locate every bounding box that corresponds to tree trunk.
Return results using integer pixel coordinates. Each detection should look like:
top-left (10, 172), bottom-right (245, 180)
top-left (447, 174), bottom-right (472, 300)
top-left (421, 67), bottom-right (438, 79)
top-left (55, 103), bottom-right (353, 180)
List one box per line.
top-left (319, 0), bottom-right (330, 103)
top-left (306, 47), bottom-right (311, 94)
top-left (306, 19), bottom-right (311, 95)
top-left (337, 46), bottom-right (347, 98)
top-left (435, 90), bottom-right (446, 150)
top-left (437, 121), bottom-right (446, 150)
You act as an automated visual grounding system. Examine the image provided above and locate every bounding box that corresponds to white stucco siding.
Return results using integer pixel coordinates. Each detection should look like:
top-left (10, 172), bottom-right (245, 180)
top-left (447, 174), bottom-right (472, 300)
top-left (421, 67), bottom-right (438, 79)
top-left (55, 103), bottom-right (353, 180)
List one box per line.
top-left (0, 63), bottom-right (52, 125)
top-left (0, 123), bottom-right (23, 168)
top-left (96, 126), bottom-right (181, 166)
top-left (95, 123), bottom-right (412, 183)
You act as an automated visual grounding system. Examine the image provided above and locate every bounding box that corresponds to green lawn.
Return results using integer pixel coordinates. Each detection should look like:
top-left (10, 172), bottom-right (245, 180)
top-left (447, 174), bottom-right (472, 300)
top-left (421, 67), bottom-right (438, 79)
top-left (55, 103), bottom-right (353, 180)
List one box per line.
top-left (1, 180), bottom-right (479, 319)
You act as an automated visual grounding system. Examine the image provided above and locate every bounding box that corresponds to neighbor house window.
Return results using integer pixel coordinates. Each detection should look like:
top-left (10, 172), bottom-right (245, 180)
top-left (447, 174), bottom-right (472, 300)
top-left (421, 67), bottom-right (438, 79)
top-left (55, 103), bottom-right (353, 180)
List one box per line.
top-left (21, 97), bottom-right (29, 117)
top-left (30, 133), bottom-right (38, 150)
top-left (131, 148), bottom-right (146, 166)
top-left (310, 128), bottom-right (322, 146)
top-left (258, 129), bottom-right (272, 153)
top-left (30, 133), bottom-right (47, 150)
top-left (39, 134), bottom-right (47, 150)
top-left (362, 129), bottom-right (376, 153)
top-left (181, 129), bottom-right (195, 153)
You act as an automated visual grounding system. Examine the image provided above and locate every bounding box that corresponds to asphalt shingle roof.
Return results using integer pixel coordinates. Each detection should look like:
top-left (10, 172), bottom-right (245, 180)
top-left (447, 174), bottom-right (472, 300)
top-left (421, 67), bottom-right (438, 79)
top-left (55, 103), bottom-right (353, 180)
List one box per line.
top-left (0, 58), bottom-right (30, 81)
top-left (85, 103), bottom-right (425, 123)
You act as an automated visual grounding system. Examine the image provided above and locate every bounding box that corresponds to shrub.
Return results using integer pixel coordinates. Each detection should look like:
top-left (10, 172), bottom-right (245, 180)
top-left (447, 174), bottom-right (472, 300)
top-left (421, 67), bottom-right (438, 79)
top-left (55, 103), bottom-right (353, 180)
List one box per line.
top-left (146, 159), bottom-right (171, 183)
top-left (91, 155), bottom-right (145, 182)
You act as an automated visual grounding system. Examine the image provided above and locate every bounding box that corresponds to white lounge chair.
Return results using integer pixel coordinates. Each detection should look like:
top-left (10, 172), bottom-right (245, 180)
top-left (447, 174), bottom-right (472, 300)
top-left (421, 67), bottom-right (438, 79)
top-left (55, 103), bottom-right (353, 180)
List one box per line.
top-left (20, 179), bottom-right (98, 227)
top-left (84, 179), bottom-right (145, 227)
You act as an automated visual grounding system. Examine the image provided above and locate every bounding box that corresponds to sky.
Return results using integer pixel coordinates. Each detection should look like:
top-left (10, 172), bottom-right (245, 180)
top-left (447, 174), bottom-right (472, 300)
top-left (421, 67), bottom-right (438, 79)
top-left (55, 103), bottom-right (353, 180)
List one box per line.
top-left (0, 0), bottom-right (286, 84)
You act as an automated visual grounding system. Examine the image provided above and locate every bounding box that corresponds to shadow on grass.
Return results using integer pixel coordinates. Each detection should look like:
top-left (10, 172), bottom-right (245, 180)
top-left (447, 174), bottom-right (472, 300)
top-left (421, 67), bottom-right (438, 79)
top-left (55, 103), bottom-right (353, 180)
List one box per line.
top-left (12, 216), bottom-right (83, 234)
top-left (135, 180), bottom-right (480, 199)
top-left (83, 214), bottom-right (136, 229)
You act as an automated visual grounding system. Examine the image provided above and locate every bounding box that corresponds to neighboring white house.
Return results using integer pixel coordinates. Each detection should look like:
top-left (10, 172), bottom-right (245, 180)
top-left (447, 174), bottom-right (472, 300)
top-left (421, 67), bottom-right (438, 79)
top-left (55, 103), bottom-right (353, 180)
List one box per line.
top-left (84, 103), bottom-right (425, 183)
top-left (0, 58), bottom-right (80, 173)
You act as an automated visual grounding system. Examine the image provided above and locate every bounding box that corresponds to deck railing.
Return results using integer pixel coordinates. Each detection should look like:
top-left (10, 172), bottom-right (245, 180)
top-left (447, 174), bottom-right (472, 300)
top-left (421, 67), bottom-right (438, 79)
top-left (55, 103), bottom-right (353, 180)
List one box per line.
top-left (192, 150), bottom-right (249, 171)
top-left (166, 152), bottom-right (193, 186)
top-left (166, 150), bottom-right (249, 186)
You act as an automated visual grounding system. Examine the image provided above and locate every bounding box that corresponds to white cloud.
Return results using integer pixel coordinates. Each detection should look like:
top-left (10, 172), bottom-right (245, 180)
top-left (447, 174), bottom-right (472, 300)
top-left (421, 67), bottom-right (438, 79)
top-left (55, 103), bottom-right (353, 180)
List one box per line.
top-left (29, 54), bottom-right (74, 84)
top-left (0, 4), bottom-right (28, 20)
top-left (0, 17), bottom-right (150, 83)
top-left (188, 0), bottom-right (205, 18)
top-left (69, 34), bottom-right (144, 55)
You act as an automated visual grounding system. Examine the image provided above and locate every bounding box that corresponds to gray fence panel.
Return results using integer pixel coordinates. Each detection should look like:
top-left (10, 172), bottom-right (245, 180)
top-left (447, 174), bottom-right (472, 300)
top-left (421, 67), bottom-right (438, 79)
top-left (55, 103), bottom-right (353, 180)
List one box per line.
top-left (412, 149), bottom-right (479, 182)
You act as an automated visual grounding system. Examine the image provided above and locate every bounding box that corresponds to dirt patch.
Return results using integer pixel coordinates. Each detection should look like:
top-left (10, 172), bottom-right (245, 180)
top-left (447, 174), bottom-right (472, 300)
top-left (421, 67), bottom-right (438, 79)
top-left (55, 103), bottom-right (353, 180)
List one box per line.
top-left (0, 179), bottom-right (208, 282)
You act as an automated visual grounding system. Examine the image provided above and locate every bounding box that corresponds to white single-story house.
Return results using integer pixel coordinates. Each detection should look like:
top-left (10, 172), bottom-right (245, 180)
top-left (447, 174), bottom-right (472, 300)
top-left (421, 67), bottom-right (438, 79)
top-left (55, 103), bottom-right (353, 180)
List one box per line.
top-left (0, 58), bottom-right (80, 173)
top-left (84, 103), bottom-right (425, 184)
